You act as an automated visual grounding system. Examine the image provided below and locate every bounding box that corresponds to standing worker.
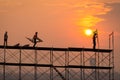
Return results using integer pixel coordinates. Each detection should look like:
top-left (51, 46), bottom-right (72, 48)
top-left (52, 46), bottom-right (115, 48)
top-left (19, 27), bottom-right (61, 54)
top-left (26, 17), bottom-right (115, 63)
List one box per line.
top-left (4, 31), bottom-right (8, 46)
top-left (93, 30), bottom-right (98, 49)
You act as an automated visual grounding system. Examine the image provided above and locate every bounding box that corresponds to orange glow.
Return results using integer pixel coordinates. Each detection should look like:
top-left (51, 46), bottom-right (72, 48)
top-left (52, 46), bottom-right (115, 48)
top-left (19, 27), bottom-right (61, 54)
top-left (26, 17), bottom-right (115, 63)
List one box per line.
top-left (85, 29), bottom-right (93, 36)
top-left (77, 16), bottom-right (103, 27)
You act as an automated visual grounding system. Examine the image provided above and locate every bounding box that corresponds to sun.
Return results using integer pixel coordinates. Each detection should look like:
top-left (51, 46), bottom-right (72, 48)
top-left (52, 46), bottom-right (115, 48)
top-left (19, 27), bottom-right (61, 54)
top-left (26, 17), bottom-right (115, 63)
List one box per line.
top-left (85, 29), bottom-right (93, 36)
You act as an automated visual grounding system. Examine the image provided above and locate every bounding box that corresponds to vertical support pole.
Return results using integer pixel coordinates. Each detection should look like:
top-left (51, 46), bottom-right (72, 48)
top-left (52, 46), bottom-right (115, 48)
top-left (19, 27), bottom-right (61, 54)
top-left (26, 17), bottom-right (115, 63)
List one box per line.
top-left (109, 48), bottom-right (111, 80)
top-left (109, 32), bottom-right (114, 80)
top-left (97, 29), bottom-right (99, 80)
top-left (112, 32), bottom-right (114, 80)
top-left (35, 49), bottom-right (37, 80)
top-left (19, 48), bottom-right (22, 80)
top-left (83, 50), bottom-right (85, 80)
top-left (68, 49), bottom-right (69, 80)
top-left (65, 50), bottom-right (68, 80)
top-left (109, 32), bottom-right (112, 49)
top-left (3, 47), bottom-right (6, 80)
top-left (111, 32), bottom-right (114, 80)
top-left (65, 51), bottom-right (67, 80)
top-left (50, 48), bottom-right (53, 80)
top-left (98, 51), bottom-right (100, 80)
top-left (109, 32), bottom-right (111, 80)
top-left (95, 52), bottom-right (97, 80)
top-left (80, 51), bottom-right (82, 80)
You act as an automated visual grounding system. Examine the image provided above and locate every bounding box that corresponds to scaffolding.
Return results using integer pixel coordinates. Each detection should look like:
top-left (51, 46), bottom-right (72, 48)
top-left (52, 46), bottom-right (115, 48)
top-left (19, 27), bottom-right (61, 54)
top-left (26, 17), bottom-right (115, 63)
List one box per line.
top-left (0, 32), bottom-right (114, 80)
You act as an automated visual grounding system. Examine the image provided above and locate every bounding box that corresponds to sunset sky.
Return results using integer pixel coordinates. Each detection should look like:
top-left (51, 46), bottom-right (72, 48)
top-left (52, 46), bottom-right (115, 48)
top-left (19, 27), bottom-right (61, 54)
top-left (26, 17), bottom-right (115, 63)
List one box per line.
top-left (0, 0), bottom-right (120, 72)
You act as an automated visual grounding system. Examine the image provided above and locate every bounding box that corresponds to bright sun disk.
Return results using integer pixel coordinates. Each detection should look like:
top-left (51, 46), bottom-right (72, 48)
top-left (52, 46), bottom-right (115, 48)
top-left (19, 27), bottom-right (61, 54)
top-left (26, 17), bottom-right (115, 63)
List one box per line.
top-left (85, 29), bottom-right (93, 36)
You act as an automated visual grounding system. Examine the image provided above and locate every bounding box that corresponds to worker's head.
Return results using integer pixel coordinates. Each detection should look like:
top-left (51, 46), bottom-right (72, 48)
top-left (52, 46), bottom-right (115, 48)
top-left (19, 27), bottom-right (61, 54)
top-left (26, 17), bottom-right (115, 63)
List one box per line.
top-left (93, 30), bottom-right (98, 35)
top-left (35, 32), bottom-right (38, 35)
top-left (5, 31), bottom-right (7, 34)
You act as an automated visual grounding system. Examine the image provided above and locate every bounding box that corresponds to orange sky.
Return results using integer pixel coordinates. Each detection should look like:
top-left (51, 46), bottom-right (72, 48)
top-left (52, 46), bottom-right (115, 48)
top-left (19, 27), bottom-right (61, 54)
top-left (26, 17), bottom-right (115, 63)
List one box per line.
top-left (0, 0), bottom-right (120, 72)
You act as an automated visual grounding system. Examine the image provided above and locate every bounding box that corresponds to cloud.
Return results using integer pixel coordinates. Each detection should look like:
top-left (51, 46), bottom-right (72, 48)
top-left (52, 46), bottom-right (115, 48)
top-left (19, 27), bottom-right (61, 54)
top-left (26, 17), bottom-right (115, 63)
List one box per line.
top-left (97, 0), bottom-right (120, 3)
top-left (39, 0), bottom-right (115, 28)
top-left (0, 0), bottom-right (119, 28)
top-left (77, 15), bottom-right (104, 27)
top-left (65, 1), bottom-right (114, 28)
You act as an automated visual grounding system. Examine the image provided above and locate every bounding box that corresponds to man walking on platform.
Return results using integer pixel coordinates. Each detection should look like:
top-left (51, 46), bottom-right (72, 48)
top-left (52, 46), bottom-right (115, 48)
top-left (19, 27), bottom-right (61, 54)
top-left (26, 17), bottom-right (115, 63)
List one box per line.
top-left (33, 32), bottom-right (41, 47)
top-left (26, 32), bottom-right (43, 47)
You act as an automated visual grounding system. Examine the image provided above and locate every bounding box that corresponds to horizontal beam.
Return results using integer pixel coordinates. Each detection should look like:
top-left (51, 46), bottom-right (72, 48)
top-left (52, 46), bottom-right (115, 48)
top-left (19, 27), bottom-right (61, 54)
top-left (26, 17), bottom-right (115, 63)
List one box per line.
top-left (0, 45), bottom-right (67, 51)
top-left (0, 62), bottom-right (112, 69)
top-left (68, 47), bottom-right (112, 52)
top-left (67, 65), bottom-right (112, 69)
top-left (0, 62), bottom-right (52, 67)
top-left (0, 45), bottom-right (112, 52)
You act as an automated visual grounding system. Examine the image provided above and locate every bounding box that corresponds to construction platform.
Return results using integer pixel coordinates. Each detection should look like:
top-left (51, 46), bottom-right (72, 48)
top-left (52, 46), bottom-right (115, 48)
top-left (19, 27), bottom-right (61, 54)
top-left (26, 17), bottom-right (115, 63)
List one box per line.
top-left (0, 45), bottom-right (114, 80)
top-left (0, 45), bottom-right (112, 52)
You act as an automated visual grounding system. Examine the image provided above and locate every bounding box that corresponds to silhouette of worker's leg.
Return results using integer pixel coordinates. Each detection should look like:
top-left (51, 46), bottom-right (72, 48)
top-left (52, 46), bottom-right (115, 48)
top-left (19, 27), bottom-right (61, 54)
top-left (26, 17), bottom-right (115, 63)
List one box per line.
top-left (33, 41), bottom-right (37, 47)
top-left (6, 41), bottom-right (7, 46)
top-left (93, 41), bottom-right (96, 49)
top-left (4, 41), bottom-right (5, 46)
top-left (4, 40), bottom-right (7, 46)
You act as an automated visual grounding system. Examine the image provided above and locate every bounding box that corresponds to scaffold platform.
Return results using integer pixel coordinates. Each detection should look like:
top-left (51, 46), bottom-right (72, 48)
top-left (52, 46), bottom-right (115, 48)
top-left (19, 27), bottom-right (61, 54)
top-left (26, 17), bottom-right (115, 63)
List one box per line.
top-left (0, 44), bottom-right (114, 80)
top-left (0, 45), bottom-right (112, 52)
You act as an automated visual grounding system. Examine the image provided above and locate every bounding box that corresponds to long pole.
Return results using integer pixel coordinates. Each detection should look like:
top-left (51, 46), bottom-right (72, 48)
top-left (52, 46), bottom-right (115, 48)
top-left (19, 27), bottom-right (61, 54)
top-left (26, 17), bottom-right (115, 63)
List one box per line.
top-left (3, 47), bottom-right (6, 80)
top-left (50, 48), bottom-right (53, 80)
top-left (35, 49), bottom-right (37, 80)
top-left (19, 48), bottom-right (22, 80)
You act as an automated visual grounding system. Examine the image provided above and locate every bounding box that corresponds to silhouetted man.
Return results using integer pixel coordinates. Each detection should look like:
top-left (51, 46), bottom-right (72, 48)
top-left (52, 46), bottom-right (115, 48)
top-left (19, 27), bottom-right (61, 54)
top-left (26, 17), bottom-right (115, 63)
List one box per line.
top-left (33, 32), bottom-right (41, 47)
top-left (26, 32), bottom-right (43, 47)
top-left (93, 30), bottom-right (98, 49)
top-left (4, 31), bottom-right (8, 46)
